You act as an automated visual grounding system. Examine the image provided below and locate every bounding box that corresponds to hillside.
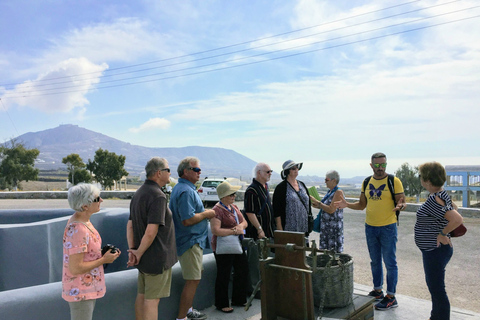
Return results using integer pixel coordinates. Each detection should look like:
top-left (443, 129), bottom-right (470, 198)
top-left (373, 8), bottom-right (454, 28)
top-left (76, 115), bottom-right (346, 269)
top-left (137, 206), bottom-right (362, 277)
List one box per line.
top-left (13, 124), bottom-right (259, 179)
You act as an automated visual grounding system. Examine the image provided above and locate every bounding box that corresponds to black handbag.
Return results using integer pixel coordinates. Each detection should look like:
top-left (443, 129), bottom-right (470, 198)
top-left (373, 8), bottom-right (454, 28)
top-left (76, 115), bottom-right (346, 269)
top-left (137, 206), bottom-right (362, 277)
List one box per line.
top-left (308, 214), bottom-right (314, 234)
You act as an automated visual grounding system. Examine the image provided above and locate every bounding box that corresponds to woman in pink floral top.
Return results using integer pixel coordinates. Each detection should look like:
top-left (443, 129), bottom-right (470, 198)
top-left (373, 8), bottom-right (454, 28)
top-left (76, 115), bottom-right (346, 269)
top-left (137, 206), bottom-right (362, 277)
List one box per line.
top-left (62, 183), bottom-right (120, 320)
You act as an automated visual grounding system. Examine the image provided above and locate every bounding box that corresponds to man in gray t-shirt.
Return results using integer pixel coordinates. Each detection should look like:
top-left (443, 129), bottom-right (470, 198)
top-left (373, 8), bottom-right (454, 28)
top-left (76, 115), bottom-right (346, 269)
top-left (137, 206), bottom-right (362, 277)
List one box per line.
top-left (127, 157), bottom-right (177, 320)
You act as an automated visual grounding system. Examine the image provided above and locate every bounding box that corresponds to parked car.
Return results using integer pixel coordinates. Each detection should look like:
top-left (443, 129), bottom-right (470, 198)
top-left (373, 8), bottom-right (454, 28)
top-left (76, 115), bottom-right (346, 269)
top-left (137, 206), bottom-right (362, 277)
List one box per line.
top-left (197, 178), bottom-right (226, 206)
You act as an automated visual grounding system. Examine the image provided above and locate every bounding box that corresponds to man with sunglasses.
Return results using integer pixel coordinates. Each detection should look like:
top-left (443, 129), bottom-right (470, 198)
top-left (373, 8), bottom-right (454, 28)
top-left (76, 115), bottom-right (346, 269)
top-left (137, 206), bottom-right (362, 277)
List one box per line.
top-left (127, 157), bottom-right (177, 320)
top-left (243, 162), bottom-right (277, 298)
top-left (170, 157), bottom-right (215, 320)
top-left (335, 152), bottom-right (406, 311)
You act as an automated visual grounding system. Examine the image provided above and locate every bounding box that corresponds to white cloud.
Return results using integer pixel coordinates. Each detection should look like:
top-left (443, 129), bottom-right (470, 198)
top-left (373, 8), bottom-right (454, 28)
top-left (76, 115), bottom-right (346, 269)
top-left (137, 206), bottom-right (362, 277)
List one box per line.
top-left (0, 57), bottom-right (107, 113)
top-left (43, 18), bottom-right (182, 65)
top-left (129, 117), bottom-right (171, 133)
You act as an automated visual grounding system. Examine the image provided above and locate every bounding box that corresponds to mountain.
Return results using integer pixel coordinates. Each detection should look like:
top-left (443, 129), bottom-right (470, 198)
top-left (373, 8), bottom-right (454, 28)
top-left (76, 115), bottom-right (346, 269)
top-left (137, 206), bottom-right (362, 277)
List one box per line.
top-left (13, 124), bottom-right (260, 179)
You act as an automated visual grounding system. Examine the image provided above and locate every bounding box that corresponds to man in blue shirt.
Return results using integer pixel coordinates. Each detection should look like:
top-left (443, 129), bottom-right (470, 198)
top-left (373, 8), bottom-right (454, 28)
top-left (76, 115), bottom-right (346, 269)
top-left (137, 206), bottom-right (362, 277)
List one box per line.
top-left (170, 157), bottom-right (215, 320)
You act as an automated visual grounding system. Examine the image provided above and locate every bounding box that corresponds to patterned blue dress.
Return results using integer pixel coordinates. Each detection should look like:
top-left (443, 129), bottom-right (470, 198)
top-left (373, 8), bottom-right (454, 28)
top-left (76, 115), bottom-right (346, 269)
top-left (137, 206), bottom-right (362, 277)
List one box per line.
top-left (318, 188), bottom-right (344, 252)
top-left (285, 182), bottom-right (309, 233)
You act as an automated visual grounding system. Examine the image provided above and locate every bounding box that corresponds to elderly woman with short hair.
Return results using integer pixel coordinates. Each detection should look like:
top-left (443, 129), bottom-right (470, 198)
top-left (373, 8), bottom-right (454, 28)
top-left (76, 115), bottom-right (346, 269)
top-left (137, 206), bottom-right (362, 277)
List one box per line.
top-left (310, 170), bottom-right (345, 253)
top-left (415, 162), bottom-right (463, 320)
top-left (62, 183), bottom-right (120, 320)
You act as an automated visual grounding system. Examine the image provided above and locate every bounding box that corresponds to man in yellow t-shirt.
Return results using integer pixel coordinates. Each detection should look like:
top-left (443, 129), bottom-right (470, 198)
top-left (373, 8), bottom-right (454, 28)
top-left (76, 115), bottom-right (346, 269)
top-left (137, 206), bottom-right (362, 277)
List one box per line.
top-left (335, 152), bottom-right (406, 311)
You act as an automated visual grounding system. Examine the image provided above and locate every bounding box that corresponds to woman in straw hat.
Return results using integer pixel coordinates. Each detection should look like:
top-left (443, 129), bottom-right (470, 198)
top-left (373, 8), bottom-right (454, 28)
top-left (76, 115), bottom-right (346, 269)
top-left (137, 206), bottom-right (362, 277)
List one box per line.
top-left (210, 181), bottom-right (249, 313)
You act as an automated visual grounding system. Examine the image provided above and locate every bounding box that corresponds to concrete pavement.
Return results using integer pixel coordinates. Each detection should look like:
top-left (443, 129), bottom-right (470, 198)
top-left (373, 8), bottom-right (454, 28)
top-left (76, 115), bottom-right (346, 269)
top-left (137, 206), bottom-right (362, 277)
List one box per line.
top-left (199, 283), bottom-right (480, 319)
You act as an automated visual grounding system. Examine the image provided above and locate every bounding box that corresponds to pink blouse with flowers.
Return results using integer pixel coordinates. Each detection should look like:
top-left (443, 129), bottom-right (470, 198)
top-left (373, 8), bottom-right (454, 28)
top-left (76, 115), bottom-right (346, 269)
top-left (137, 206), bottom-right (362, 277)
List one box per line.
top-left (62, 221), bottom-right (105, 302)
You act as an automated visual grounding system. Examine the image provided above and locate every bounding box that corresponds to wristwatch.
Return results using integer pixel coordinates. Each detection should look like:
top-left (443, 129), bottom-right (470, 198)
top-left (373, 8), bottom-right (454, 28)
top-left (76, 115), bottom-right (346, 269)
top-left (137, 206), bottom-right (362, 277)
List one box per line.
top-left (439, 230), bottom-right (447, 236)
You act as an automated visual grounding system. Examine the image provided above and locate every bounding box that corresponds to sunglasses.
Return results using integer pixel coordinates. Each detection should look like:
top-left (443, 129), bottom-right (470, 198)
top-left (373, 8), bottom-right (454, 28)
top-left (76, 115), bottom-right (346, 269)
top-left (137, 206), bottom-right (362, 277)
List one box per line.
top-left (93, 196), bottom-right (101, 203)
top-left (263, 170), bottom-right (273, 174)
top-left (160, 168), bottom-right (171, 173)
top-left (373, 163), bottom-right (387, 168)
top-left (189, 167), bottom-right (201, 173)
top-left (229, 193), bottom-right (237, 197)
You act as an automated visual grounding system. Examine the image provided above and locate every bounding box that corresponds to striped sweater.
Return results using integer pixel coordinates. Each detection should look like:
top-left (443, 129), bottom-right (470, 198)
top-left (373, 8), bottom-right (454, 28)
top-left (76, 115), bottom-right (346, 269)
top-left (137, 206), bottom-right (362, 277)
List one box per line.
top-left (414, 190), bottom-right (452, 251)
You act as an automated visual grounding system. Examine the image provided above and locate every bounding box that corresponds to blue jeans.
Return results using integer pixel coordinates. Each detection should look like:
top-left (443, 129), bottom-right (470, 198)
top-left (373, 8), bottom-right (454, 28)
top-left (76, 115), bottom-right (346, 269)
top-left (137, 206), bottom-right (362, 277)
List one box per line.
top-left (422, 244), bottom-right (453, 320)
top-left (365, 223), bottom-right (398, 296)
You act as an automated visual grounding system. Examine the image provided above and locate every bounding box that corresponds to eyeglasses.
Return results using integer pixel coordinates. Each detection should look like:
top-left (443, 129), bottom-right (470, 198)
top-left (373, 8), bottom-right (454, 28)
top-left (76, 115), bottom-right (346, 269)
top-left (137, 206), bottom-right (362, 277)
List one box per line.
top-left (160, 168), bottom-right (171, 173)
top-left (373, 163), bottom-right (387, 168)
top-left (93, 196), bottom-right (101, 203)
top-left (188, 167), bottom-right (201, 173)
top-left (263, 170), bottom-right (273, 174)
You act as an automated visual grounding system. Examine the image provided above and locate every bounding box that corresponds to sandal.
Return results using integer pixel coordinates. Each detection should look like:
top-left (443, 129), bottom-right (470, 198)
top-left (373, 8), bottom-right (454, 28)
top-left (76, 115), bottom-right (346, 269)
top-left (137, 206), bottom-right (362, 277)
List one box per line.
top-left (218, 307), bottom-right (234, 313)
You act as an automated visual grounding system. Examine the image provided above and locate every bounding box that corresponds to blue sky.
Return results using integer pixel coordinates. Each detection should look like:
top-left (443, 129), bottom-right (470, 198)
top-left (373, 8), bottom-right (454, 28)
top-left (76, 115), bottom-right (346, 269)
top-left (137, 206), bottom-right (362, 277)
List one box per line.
top-left (1, 0), bottom-right (479, 178)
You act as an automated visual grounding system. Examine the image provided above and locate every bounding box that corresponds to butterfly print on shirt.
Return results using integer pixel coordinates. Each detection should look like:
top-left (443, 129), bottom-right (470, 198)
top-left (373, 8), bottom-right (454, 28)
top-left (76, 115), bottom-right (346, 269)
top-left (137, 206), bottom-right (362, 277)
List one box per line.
top-left (368, 183), bottom-right (386, 200)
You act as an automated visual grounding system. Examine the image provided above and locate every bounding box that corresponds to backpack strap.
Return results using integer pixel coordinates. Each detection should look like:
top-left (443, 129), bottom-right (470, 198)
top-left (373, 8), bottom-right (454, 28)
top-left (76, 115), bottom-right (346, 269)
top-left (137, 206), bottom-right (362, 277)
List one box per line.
top-left (362, 176), bottom-right (372, 196)
top-left (387, 174), bottom-right (400, 225)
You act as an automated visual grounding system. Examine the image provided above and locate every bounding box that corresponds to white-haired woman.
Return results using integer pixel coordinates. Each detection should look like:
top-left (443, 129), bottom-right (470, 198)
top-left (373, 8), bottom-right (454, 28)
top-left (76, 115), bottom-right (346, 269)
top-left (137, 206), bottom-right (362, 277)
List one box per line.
top-left (62, 183), bottom-right (120, 320)
top-left (310, 170), bottom-right (345, 253)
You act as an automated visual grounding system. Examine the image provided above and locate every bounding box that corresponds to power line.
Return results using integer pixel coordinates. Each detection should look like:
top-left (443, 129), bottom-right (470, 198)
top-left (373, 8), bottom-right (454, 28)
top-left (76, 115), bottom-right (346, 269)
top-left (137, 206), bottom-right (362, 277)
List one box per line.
top-left (0, 99), bottom-right (20, 137)
top-left (2, 2), bottom-right (479, 98)
top-left (7, 13), bottom-right (479, 99)
top-left (0, 0), bottom-right (424, 88)
top-left (9, 0), bottom-right (464, 91)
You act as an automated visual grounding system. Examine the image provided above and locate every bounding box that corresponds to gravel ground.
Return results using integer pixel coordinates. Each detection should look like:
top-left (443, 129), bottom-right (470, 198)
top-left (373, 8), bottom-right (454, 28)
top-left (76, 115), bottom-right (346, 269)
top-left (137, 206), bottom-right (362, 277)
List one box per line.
top-left (1, 198), bottom-right (479, 313)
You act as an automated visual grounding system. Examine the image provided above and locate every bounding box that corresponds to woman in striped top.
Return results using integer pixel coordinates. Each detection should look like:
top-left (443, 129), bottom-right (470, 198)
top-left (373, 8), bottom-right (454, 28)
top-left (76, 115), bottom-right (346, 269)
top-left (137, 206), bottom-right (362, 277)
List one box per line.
top-left (415, 162), bottom-right (463, 320)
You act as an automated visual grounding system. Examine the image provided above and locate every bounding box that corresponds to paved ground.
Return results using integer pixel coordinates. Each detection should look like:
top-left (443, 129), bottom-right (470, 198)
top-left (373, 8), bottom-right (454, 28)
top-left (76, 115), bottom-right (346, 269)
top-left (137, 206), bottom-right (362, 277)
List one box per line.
top-left (2, 198), bottom-right (479, 315)
top-left (200, 283), bottom-right (480, 320)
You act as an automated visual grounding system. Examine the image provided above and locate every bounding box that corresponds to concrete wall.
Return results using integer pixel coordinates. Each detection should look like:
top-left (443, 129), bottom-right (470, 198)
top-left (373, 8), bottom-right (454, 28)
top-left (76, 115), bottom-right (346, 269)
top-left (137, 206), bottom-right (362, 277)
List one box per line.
top-left (0, 206), bottom-right (217, 320)
top-left (0, 254), bottom-right (217, 320)
top-left (0, 190), bottom-right (135, 200)
top-left (0, 208), bottom-right (130, 292)
top-left (0, 208), bottom-right (74, 224)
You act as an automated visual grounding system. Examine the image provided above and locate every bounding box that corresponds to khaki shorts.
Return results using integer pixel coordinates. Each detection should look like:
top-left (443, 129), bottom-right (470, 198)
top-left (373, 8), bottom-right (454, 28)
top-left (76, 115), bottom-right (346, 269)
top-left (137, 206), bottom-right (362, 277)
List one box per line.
top-left (137, 268), bottom-right (172, 299)
top-left (178, 243), bottom-right (204, 280)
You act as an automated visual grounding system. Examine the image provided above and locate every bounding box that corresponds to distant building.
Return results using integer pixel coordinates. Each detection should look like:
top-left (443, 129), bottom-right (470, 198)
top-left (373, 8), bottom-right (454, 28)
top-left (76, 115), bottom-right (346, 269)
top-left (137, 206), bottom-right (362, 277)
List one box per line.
top-left (444, 165), bottom-right (480, 207)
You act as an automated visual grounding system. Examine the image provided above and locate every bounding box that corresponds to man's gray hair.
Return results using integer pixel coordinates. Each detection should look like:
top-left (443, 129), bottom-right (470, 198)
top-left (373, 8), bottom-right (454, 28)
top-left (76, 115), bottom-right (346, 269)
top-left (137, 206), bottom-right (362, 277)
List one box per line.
top-left (253, 162), bottom-right (268, 179)
top-left (145, 157), bottom-right (167, 178)
top-left (326, 170), bottom-right (340, 184)
top-left (177, 156), bottom-right (199, 177)
top-left (68, 183), bottom-right (101, 212)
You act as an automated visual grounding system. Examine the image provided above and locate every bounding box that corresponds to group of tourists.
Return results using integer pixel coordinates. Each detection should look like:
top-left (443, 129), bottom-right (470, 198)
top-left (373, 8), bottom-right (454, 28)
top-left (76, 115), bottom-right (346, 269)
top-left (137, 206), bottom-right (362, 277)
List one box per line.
top-left (61, 152), bottom-right (463, 320)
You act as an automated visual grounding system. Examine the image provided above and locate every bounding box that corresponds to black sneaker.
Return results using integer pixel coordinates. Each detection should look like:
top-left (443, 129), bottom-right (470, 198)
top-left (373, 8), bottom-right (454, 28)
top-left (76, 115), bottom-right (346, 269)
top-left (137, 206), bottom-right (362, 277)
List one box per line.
top-left (375, 296), bottom-right (398, 310)
top-left (367, 290), bottom-right (384, 301)
top-left (187, 309), bottom-right (207, 320)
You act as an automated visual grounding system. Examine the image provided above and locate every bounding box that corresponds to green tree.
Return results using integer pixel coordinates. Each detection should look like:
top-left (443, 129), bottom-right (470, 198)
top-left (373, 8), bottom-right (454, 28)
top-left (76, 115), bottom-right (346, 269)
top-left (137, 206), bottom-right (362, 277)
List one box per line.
top-left (62, 153), bottom-right (91, 185)
top-left (86, 148), bottom-right (128, 190)
top-left (72, 169), bottom-right (93, 185)
top-left (395, 162), bottom-right (423, 202)
top-left (0, 139), bottom-right (40, 190)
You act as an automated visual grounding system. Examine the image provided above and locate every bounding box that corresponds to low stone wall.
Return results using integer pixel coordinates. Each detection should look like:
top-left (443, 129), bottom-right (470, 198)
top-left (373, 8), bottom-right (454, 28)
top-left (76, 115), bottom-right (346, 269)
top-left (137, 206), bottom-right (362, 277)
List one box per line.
top-left (0, 190), bottom-right (135, 199)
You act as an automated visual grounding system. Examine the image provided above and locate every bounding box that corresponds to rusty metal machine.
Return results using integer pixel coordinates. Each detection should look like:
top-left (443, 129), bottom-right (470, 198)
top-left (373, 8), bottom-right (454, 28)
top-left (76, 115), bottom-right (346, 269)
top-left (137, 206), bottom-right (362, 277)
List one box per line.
top-left (244, 230), bottom-right (374, 320)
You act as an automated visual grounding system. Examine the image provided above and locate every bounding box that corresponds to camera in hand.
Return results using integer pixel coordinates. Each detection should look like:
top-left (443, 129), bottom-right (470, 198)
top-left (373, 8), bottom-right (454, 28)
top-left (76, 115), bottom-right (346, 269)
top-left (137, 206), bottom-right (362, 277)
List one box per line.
top-left (101, 244), bottom-right (118, 256)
